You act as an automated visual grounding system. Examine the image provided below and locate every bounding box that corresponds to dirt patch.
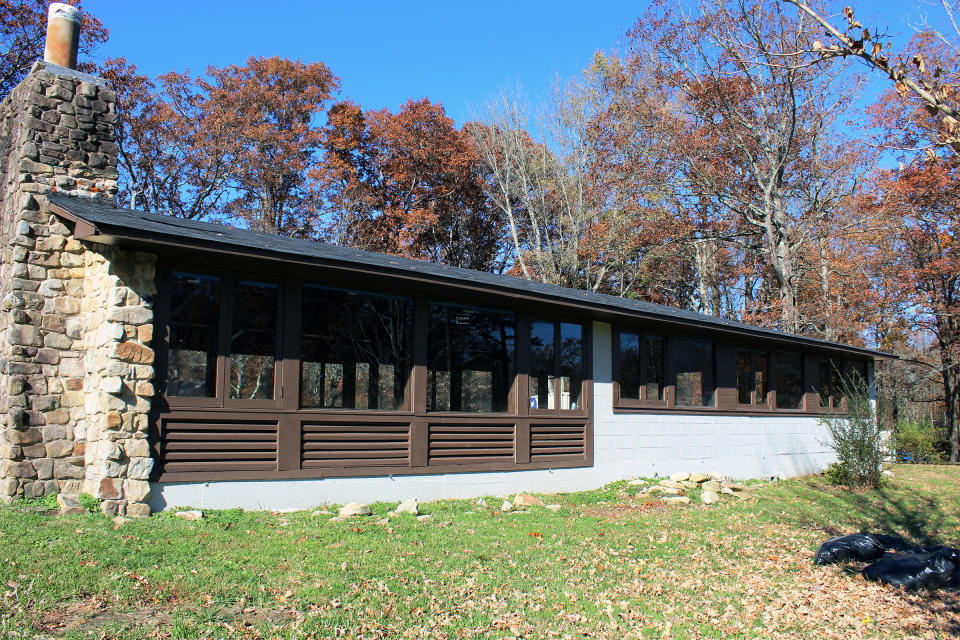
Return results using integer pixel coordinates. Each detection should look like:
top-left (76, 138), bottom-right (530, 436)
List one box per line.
top-left (35, 598), bottom-right (296, 637)
top-left (580, 499), bottom-right (671, 520)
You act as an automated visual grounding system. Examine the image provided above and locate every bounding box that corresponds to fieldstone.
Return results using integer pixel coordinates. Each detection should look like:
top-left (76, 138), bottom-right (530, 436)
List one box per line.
top-left (53, 459), bottom-right (84, 479)
top-left (395, 499), bottom-right (418, 515)
top-left (545, 504), bottom-right (562, 513)
top-left (701, 480), bottom-right (721, 493)
top-left (57, 493), bottom-right (86, 515)
top-left (721, 481), bottom-right (747, 492)
top-left (513, 494), bottom-right (544, 507)
top-left (338, 502), bottom-right (371, 517)
top-left (123, 479), bottom-right (150, 502)
top-left (680, 480), bottom-right (698, 489)
top-left (416, 514), bottom-right (434, 522)
top-left (721, 487), bottom-right (746, 498)
top-left (661, 496), bottom-right (691, 505)
top-left (174, 510), bottom-right (203, 521)
top-left (8, 427), bottom-right (41, 445)
top-left (126, 457), bottom-right (153, 480)
top-left (126, 503), bottom-right (151, 518)
top-left (690, 473), bottom-right (710, 483)
top-left (647, 486), bottom-right (683, 496)
top-left (100, 376), bottom-right (123, 394)
top-left (113, 341), bottom-right (154, 364)
top-left (312, 510), bottom-right (333, 517)
top-left (627, 479), bottom-right (647, 486)
top-left (112, 516), bottom-right (131, 528)
top-left (701, 490), bottom-right (721, 505)
top-left (7, 461), bottom-right (37, 479)
top-left (33, 458), bottom-right (53, 480)
top-left (707, 470), bottom-right (725, 481)
top-left (44, 439), bottom-right (73, 458)
top-left (475, 498), bottom-right (487, 508)
top-left (658, 480), bottom-right (685, 490)
top-left (501, 500), bottom-right (514, 512)
top-left (669, 471), bottom-right (690, 482)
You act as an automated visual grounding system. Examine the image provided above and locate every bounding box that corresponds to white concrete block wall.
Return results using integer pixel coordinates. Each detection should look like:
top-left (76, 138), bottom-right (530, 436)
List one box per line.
top-left (150, 320), bottom-right (837, 511)
top-left (590, 321), bottom-right (835, 481)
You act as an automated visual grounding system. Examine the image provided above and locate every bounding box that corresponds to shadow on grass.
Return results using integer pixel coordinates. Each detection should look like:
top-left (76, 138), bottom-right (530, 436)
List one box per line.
top-left (770, 476), bottom-right (956, 548)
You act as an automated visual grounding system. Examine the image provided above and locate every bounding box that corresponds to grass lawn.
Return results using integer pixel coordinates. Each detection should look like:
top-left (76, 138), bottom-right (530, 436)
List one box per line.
top-left (1, 465), bottom-right (959, 639)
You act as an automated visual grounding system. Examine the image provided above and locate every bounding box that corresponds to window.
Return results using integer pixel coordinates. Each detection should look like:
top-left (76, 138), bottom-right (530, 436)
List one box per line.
top-left (300, 286), bottom-right (413, 410)
top-left (530, 320), bottom-right (584, 410)
top-left (427, 304), bottom-right (515, 412)
top-left (818, 358), bottom-right (842, 409)
top-left (775, 351), bottom-right (803, 409)
top-left (848, 360), bottom-right (869, 391)
top-left (167, 271), bottom-right (220, 397)
top-left (617, 330), bottom-right (664, 402)
top-left (229, 280), bottom-right (278, 400)
top-left (736, 348), bottom-right (768, 406)
top-left (672, 337), bottom-right (714, 407)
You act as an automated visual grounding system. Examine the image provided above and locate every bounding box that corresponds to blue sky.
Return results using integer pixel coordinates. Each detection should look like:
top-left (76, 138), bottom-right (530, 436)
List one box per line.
top-left (81, 1), bottom-right (949, 128)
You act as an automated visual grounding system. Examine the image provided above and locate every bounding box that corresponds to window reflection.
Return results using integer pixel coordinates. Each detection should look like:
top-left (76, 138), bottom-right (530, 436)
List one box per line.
top-left (618, 330), bottom-right (664, 401)
top-left (229, 280), bottom-right (278, 400)
top-left (775, 350), bottom-right (803, 409)
top-left (300, 286), bottom-right (412, 410)
top-left (530, 321), bottom-right (584, 410)
top-left (168, 271), bottom-right (220, 397)
top-left (530, 320), bottom-right (555, 409)
top-left (428, 304), bottom-right (515, 412)
top-left (559, 322), bottom-right (583, 410)
top-left (737, 348), bottom-right (768, 406)
top-left (673, 337), bottom-right (714, 407)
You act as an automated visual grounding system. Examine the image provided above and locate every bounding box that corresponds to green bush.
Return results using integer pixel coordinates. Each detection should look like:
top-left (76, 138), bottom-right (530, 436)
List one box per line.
top-left (894, 420), bottom-right (948, 464)
top-left (819, 371), bottom-right (883, 487)
top-left (78, 493), bottom-right (100, 512)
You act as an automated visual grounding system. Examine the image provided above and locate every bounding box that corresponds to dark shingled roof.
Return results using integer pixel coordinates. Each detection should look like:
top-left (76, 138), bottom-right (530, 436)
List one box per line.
top-left (48, 193), bottom-right (889, 358)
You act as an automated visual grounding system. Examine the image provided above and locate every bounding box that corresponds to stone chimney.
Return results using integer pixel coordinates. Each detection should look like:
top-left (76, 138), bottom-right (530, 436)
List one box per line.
top-left (0, 49), bottom-right (157, 514)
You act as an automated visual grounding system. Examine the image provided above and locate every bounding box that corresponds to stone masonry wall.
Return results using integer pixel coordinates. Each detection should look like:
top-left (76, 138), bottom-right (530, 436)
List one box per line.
top-left (0, 62), bottom-right (157, 516)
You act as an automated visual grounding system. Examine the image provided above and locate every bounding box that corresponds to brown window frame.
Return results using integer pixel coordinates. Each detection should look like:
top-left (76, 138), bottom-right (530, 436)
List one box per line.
top-left (612, 326), bottom-right (669, 409)
top-left (735, 347), bottom-right (771, 410)
top-left (527, 318), bottom-right (589, 417)
top-left (154, 263), bottom-right (594, 483)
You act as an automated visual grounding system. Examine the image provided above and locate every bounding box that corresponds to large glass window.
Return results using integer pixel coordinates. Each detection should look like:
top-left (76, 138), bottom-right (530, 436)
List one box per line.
top-left (672, 337), bottom-right (714, 407)
top-left (167, 271), bottom-right (220, 397)
top-left (427, 304), bottom-right (515, 412)
top-left (300, 286), bottom-right (413, 410)
top-left (530, 320), bottom-right (555, 409)
top-left (530, 321), bottom-right (584, 410)
top-left (818, 358), bottom-right (842, 409)
top-left (618, 330), bottom-right (664, 401)
top-left (737, 348), bottom-right (768, 406)
top-left (229, 280), bottom-right (278, 400)
top-left (775, 350), bottom-right (803, 410)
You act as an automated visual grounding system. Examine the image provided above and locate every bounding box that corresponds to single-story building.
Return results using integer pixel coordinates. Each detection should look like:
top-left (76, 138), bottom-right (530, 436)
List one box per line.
top-left (0, 56), bottom-right (885, 517)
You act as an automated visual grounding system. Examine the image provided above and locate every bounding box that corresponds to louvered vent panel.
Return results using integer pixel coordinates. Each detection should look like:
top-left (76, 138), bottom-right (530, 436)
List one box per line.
top-left (428, 424), bottom-right (515, 465)
top-left (530, 424), bottom-right (586, 462)
top-left (162, 421), bottom-right (278, 473)
top-left (302, 423), bottom-right (410, 468)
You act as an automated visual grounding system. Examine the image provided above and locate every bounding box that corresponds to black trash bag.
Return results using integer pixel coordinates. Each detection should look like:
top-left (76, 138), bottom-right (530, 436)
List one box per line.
top-left (814, 533), bottom-right (886, 565)
top-left (873, 533), bottom-right (924, 554)
top-left (862, 548), bottom-right (959, 591)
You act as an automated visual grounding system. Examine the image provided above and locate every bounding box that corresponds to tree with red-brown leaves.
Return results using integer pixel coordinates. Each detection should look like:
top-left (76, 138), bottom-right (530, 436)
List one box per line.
top-left (107, 57), bottom-right (339, 237)
top-left (317, 98), bottom-right (506, 271)
top-left (0, 0), bottom-right (108, 95)
top-left (872, 157), bottom-right (960, 460)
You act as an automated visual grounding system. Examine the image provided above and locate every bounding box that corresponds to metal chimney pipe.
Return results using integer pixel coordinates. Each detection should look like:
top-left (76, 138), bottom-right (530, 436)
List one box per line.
top-left (43, 3), bottom-right (81, 69)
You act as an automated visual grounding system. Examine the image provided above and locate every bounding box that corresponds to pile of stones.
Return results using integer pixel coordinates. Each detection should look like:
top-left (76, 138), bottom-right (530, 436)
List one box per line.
top-left (632, 471), bottom-right (752, 505)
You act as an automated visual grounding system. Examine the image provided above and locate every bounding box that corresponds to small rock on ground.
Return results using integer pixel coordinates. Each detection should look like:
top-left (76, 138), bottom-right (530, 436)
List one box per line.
top-left (501, 500), bottom-right (514, 512)
top-left (670, 471), bottom-right (691, 482)
top-left (338, 502), bottom-right (372, 517)
top-left (57, 494), bottom-right (86, 516)
top-left (659, 480), bottom-right (686, 489)
top-left (689, 473), bottom-right (710, 483)
top-left (627, 479), bottom-right (647, 486)
top-left (312, 509), bottom-right (333, 516)
top-left (545, 504), bottom-right (562, 513)
top-left (395, 499), bottom-right (419, 515)
top-left (416, 514), bottom-right (434, 522)
top-left (680, 480), bottom-right (698, 489)
top-left (174, 510), bottom-right (203, 521)
top-left (701, 490), bottom-right (721, 505)
top-left (514, 494), bottom-right (544, 507)
top-left (701, 480), bottom-right (721, 492)
top-left (662, 496), bottom-right (691, 505)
